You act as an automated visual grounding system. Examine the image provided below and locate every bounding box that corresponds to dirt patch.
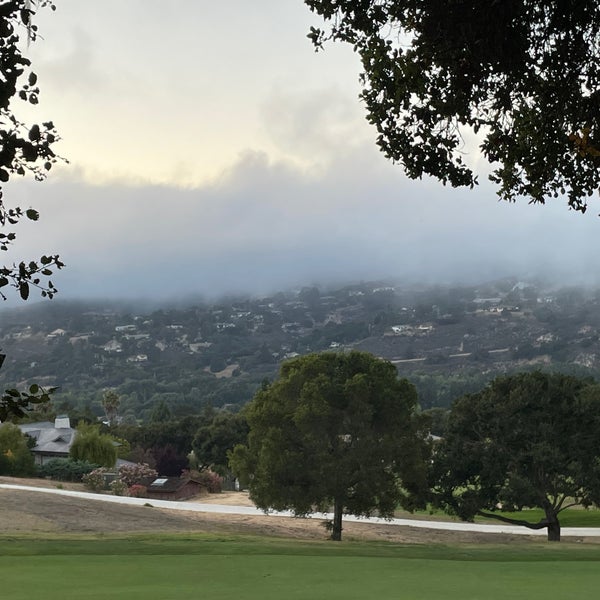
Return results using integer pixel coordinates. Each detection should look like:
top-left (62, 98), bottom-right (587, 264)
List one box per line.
top-left (0, 478), bottom-right (594, 544)
top-left (203, 364), bottom-right (239, 379)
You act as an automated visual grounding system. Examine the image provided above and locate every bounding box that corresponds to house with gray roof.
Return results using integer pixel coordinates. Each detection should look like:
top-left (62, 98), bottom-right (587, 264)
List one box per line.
top-left (18, 415), bottom-right (76, 466)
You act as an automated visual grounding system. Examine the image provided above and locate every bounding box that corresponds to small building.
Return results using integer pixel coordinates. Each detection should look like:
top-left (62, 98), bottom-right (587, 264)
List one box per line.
top-left (47, 328), bottom-right (67, 339)
top-left (103, 339), bottom-right (123, 353)
top-left (142, 477), bottom-right (204, 501)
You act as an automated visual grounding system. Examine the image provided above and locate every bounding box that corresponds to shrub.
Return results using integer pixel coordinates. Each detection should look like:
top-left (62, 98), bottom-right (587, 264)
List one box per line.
top-left (38, 458), bottom-right (98, 482)
top-left (128, 484), bottom-right (147, 498)
top-left (118, 462), bottom-right (157, 486)
top-left (189, 469), bottom-right (222, 493)
top-left (82, 467), bottom-right (108, 492)
top-left (109, 479), bottom-right (128, 496)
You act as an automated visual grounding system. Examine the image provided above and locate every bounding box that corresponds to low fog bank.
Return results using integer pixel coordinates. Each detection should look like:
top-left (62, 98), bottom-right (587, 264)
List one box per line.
top-left (3, 145), bottom-right (600, 308)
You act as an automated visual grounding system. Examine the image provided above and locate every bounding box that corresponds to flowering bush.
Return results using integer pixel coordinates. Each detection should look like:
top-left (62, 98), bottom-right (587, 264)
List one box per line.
top-left (128, 484), bottom-right (147, 498)
top-left (109, 479), bottom-right (128, 496)
top-left (82, 467), bottom-right (108, 492)
top-left (118, 463), bottom-right (158, 486)
top-left (192, 469), bottom-right (223, 494)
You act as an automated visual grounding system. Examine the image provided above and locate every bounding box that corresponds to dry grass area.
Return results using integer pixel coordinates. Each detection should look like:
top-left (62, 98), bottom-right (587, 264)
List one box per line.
top-left (0, 477), bottom-right (593, 544)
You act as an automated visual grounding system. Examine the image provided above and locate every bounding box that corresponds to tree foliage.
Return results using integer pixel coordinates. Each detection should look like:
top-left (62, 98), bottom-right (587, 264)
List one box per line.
top-left (101, 389), bottom-right (120, 427)
top-left (118, 416), bottom-right (202, 458)
top-left (37, 457), bottom-right (98, 482)
top-left (69, 423), bottom-right (117, 468)
top-left (0, 374), bottom-right (55, 421)
top-left (432, 371), bottom-right (600, 541)
top-left (0, 422), bottom-right (35, 475)
top-left (305, 1), bottom-right (600, 211)
top-left (0, 0), bottom-right (64, 299)
top-left (0, 0), bottom-right (63, 420)
top-left (192, 410), bottom-right (248, 476)
top-left (152, 443), bottom-right (189, 476)
top-left (230, 351), bottom-right (429, 541)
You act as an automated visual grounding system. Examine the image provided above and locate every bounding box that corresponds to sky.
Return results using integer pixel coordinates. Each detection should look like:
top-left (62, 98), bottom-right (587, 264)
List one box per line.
top-left (4, 0), bottom-right (600, 306)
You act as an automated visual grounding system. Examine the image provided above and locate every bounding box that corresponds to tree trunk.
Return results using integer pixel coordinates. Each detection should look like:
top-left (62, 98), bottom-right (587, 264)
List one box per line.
top-left (331, 499), bottom-right (343, 541)
top-left (476, 508), bottom-right (561, 541)
top-left (545, 510), bottom-right (561, 542)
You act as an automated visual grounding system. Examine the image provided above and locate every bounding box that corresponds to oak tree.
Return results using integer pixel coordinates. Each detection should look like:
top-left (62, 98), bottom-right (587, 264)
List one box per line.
top-left (432, 371), bottom-right (600, 541)
top-left (0, 0), bottom-right (63, 419)
top-left (305, 1), bottom-right (600, 211)
top-left (230, 351), bottom-right (429, 541)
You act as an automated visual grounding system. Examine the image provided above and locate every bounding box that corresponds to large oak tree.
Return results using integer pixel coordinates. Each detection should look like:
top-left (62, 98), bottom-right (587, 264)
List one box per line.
top-left (230, 351), bottom-right (429, 541)
top-left (0, 1), bottom-right (63, 419)
top-left (432, 371), bottom-right (600, 541)
top-left (305, 1), bottom-right (600, 211)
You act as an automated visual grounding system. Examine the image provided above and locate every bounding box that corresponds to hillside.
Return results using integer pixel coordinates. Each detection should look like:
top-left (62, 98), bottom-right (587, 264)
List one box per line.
top-left (1, 277), bottom-right (599, 419)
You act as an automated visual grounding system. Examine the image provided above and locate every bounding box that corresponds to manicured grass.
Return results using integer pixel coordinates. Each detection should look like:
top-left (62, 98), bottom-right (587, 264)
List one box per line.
top-left (477, 508), bottom-right (600, 527)
top-left (3, 535), bottom-right (600, 600)
top-left (408, 505), bottom-right (600, 527)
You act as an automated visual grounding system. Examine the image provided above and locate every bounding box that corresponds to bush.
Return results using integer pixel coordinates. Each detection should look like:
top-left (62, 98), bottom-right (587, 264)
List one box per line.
top-left (82, 467), bottom-right (108, 492)
top-left (118, 462), bottom-right (157, 486)
top-left (128, 484), bottom-right (147, 498)
top-left (109, 479), bottom-right (128, 496)
top-left (187, 469), bottom-right (223, 493)
top-left (38, 458), bottom-right (98, 482)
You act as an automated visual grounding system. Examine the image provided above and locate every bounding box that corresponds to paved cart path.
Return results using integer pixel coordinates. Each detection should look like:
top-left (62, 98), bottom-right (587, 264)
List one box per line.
top-left (3, 483), bottom-right (599, 537)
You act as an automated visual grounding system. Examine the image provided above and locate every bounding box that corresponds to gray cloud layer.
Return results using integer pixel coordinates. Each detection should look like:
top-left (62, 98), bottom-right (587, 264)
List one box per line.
top-left (5, 142), bottom-right (600, 306)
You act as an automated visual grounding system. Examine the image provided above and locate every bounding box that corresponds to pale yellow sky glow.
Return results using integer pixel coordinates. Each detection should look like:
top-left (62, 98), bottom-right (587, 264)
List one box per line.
top-left (22, 0), bottom-right (364, 186)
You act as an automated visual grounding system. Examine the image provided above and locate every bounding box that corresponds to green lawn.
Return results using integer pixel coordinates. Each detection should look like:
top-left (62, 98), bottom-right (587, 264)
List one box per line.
top-left (477, 508), bottom-right (600, 527)
top-left (3, 535), bottom-right (600, 600)
top-left (408, 506), bottom-right (600, 527)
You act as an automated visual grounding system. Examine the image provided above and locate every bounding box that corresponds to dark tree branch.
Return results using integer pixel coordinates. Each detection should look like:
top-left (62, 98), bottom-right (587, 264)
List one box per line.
top-left (476, 510), bottom-right (549, 531)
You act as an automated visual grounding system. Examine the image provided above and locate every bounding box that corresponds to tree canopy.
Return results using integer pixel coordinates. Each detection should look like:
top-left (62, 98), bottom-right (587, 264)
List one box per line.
top-left (192, 410), bottom-right (248, 476)
top-left (0, 0), bottom-right (63, 299)
top-left (230, 351), bottom-right (429, 541)
top-left (432, 371), bottom-right (600, 541)
top-left (101, 389), bottom-right (120, 427)
top-left (0, 0), bottom-right (62, 420)
top-left (305, 1), bottom-right (600, 211)
top-left (0, 422), bottom-right (35, 476)
top-left (70, 423), bottom-right (117, 468)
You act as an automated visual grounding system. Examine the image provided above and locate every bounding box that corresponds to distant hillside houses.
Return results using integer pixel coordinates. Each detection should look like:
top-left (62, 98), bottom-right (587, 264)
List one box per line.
top-left (390, 324), bottom-right (434, 336)
top-left (103, 339), bottom-right (123, 353)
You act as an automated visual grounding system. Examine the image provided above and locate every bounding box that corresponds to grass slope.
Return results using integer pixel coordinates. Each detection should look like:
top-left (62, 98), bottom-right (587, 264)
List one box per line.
top-left (3, 535), bottom-right (600, 600)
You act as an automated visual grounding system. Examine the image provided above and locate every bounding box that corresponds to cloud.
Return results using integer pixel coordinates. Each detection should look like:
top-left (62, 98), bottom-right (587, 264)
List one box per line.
top-left (259, 86), bottom-right (370, 169)
top-left (4, 0), bottom-right (598, 304)
top-left (3, 139), bottom-right (600, 307)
